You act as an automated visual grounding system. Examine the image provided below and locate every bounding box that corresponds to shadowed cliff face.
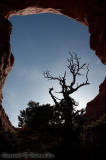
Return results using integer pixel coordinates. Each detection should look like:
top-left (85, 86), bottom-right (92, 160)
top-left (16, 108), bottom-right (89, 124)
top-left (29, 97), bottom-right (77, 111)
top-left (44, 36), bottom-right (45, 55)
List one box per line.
top-left (86, 78), bottom-right (106, 120)
top-left (0, 18), bottom-right (14, 131)
top-left (0, 0), bottom-right (105, 131)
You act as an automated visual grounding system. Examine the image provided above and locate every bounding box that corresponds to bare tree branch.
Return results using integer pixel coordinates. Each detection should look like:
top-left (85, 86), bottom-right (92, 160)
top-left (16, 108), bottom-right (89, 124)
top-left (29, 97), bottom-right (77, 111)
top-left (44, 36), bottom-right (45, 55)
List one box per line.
top-left (43, 70), bottom-right (60, 81)
top-left (67, 64), bottom-right (90, 94)
top-left (43, 70), bottom-right (68, 93)
top-left (44, 53), bottom-right (90, 102)
top-left (66, 53), bottom-right (90, 92)
top-left (49, 88), bottom-right (59, 106)
top-left (43, 52), bottom-right (90, 128)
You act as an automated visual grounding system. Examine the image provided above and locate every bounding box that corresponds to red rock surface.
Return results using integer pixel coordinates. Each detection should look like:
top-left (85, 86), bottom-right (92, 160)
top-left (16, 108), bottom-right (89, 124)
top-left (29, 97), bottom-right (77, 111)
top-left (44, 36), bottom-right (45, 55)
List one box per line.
top-left (0, 17), bottom-right (14, 132)
top-left (86, 78), bottom-right (106, 120)
top-left (0, 105), bottom-right (15, 132)
top-left (0, 0), bottom-right (105, 131)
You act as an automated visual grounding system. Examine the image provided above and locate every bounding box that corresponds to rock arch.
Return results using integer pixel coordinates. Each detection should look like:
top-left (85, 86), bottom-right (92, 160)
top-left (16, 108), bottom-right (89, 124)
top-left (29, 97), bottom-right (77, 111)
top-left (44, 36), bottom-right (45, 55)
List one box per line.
top-left (0, 0), bottom-right (105, 131)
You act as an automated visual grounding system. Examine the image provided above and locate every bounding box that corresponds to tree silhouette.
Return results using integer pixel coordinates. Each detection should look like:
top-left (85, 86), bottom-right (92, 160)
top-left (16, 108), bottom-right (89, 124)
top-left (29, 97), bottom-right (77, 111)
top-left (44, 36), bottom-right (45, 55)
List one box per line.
top-left (43, 53), bottom-right (90, 128)
top-left (18, 101), bottom-right (54, 129)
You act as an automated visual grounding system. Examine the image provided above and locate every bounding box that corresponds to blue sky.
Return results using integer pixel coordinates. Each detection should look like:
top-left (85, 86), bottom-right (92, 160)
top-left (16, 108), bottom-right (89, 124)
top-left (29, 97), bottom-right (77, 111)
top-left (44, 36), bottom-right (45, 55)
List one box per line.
top-left (2, 14), bottom-right (106, 127)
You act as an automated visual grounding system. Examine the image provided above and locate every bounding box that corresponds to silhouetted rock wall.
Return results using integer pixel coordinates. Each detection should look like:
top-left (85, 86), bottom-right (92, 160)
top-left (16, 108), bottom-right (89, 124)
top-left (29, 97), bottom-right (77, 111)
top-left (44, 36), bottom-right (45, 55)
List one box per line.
top-left (0, 17), bottom-right (14, 131)
top-left (0, 105), bottom-right (14, 131)
top-left (86, 78), bottom-right (106, 120)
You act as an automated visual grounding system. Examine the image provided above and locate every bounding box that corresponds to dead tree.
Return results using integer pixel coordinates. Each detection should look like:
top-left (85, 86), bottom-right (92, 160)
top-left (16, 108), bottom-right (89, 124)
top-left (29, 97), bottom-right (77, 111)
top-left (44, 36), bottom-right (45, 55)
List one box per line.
top-left (43, 53), bottom-right (90, 128)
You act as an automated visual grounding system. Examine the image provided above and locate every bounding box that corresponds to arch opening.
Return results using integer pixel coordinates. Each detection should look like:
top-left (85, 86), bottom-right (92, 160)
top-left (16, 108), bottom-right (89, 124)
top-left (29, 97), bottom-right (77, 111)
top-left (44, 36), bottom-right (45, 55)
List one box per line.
top-left (2, 13), bottom-right (106, 127)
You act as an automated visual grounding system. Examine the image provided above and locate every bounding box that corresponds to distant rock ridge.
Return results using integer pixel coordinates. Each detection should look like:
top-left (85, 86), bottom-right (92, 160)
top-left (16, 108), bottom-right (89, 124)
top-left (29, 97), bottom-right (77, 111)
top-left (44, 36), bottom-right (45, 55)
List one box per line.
top-left (0, 0), bottom-right (105, 131)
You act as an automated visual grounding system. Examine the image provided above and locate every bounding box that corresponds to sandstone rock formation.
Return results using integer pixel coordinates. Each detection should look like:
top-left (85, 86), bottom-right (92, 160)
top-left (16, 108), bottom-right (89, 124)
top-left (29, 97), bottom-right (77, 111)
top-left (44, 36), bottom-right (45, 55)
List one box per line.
top-left (0, 17), bottom-right (14, 132)
top-left (0, 0), bottom-right (105, 131)
top-left (86, 78), bottom-right (106, 120)
top-left (0, 105), bottom-right (14, 131)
